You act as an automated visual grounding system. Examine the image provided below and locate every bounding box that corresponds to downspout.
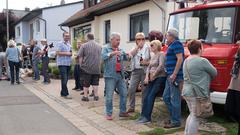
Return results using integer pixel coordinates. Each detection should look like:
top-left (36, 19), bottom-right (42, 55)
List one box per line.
top-left (36, 17), bottom-right (47, 38)
top-left (60, 25), bottom-right (67, 32)
top-left (151, 0), bottom-right (166, 32)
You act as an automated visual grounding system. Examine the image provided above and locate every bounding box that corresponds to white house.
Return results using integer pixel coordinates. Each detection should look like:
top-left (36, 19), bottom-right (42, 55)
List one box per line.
top-left (14, 1), bottom-right (83, 45)
top-left (60, 0), bottom-right (197, 51)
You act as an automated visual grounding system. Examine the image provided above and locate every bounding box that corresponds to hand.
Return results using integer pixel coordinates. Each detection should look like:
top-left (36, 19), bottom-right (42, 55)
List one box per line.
top-left (111, 51), bottom-right (122, 56)
top-left (150, 72), bottom-right (156, 81)
top-left (169, 73), bottom-right (177, 82)
top-left (140, 60), bottom-right (149, 66)
top-left (144, 77), bottom-right (149, 85)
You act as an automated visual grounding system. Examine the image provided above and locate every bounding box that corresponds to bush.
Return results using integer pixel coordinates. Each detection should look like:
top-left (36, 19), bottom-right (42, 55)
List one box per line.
top-left (51, 66), bottom-right (59, 76)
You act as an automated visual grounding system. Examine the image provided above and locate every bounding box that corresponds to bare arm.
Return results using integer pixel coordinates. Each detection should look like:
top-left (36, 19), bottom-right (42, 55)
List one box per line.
top-left (170, 53), bottom-right (183, 82)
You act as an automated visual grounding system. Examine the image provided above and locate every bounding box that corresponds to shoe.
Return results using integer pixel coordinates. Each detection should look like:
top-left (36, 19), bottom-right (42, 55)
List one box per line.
top-left (136, 117), bottom-right (150, 124)
top-left (16, 81), bottom-right (20, 84)
top-left (72, 87), bottom-right (79, 90)
top-left (42, 81), bottom-right (49, 85)
top-left (89, 91), bottom-right (95, 97)
top-left (80, 91), bottom-right (89, 95)
top-left (164, 123), bottom-right (181, 128)
top-left (61, 95), bottom-right (72, 99)
top-left (119, 112), bottom-right (130, 117)
top-left (127, 108), bottom-right (135, 113)
top-left (106, 115), bottom-right (113, 120)
top-left (10, 82), bottom-right (14, 85)
top-left (81, 96), bottom-right (89, 102)
top-left (93, 96), bottom-right (99, 101)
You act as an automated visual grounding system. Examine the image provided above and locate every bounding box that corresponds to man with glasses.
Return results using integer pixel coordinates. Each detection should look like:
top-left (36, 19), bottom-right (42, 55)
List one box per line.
top-left (127, 32), bottom-right (150, 113)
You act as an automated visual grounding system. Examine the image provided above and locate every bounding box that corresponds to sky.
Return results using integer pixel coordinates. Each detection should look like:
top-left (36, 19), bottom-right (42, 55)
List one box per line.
top-left (0, 0), bottom-right (81, 11)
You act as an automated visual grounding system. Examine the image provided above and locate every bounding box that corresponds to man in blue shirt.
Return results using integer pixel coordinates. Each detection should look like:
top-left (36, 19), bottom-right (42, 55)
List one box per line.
top-left (56, 32), bottom-right (72, 99)
top-left (163, 28), bottom-right (184, 128)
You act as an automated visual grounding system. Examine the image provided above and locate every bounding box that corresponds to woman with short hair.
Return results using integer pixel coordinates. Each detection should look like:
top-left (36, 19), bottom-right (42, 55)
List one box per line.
top-left (6, 40), bottom-right (21, 85)
top-left (136, 40), bottom-right (167, 123)
top-left (183, 40), bottom-right (217, 135)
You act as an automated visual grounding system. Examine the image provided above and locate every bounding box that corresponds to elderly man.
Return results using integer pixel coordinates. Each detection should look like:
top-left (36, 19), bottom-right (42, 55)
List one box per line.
top-left (79, 34), bottom-right (102, 101)
top-left (102, 32), bottom-right (130, 120)
top-left (39, 39), bottom-right (51, 84)
top-left (56, 32), bottom-right (72, 99)
top-left (163, 28), bottom-right (184, 128)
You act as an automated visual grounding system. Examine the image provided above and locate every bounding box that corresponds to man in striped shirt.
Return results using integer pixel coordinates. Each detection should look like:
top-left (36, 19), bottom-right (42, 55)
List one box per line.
top-left (163, 28), bottom-right (184, 128)
top-left (78, 34), bottom-right (102, 102)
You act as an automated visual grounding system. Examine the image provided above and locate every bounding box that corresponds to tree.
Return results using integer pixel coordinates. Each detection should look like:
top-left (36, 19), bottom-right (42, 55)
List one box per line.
top-left (0, 11), bottom-right (18, 51)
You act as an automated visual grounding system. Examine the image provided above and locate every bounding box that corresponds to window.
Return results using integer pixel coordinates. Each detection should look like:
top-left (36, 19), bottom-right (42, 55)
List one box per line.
top-left (36, 20), bottom-right (40, 32)
top-left (105, 20), bottom-right (110, 44)
top-left (130, 11), bottom-right (149, 41)
top-left (73, 25), bottom-right (91, 40)
top-left (16, 26), bottom-right (21, 37)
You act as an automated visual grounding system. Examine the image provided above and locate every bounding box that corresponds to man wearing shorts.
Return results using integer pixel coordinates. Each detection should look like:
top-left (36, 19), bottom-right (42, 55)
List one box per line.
top-left (78, 34), bottom-right (102, 101)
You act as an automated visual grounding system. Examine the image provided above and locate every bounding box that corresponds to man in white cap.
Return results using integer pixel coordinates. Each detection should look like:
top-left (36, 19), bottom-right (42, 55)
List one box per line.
top-left (163, 28), bottom-right (184, 128)
top-left (40, 38), bottom-right (50, 84)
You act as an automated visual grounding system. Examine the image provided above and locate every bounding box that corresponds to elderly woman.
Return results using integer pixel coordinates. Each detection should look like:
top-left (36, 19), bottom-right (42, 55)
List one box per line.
top-left (136, 40), bottom-right (167, 123)
top-left (182, 40), bottom-right (217, 135)
top-left (6, 40), bottom-right (21, 85)
top-left (225, 47), bottom-right (240, 135)
top-left (127, 32), bottom-right (151, 113)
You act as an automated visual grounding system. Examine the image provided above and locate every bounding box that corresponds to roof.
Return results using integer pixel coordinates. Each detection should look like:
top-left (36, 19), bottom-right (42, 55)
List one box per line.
top-left (170, 1), bottom-right (240, 15)
top-left (15, 1), bottom-right (83, 25)
top-left (60, 0), bottom-right (147, 27)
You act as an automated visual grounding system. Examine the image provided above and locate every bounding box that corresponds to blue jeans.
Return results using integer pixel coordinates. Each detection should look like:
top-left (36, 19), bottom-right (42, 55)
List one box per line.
top-left (74, 64), bottom-right (83, 89)
top-left (58, 66), bottom-right (70, 96)
top-left (141, 77), bottom-right (166, 121)
top-left (105, 74), bottom-right (127, 115)
top-left (32, 59), bottom-right (40, 80)
top-left (163, 76), bottom-right (182, 125)
top-left (8, 60), bottom-right (20, 83)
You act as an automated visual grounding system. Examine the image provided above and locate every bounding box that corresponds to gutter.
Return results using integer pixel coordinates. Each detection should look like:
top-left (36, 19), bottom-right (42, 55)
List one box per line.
top-left (150, 0), bottom-right (166, 32)
top-left (36, 17), bottom-right (47, 38)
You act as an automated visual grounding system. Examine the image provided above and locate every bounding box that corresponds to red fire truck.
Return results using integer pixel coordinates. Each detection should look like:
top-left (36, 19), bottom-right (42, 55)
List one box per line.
top-left (167, 0), bottom-right (240, 104)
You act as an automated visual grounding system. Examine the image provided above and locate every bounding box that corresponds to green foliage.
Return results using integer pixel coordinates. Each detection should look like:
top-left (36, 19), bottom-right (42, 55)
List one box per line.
top-left (72, 39), bottom-right (77, 52)
top-left (70, 65), bottom-right (74, 77)
top-left (51, 66), bottom-right (59, 76)
top-left (38, 63), bottom-right (43, 71)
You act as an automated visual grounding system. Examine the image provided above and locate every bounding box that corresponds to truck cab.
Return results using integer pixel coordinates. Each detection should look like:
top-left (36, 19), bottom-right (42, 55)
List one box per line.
top-left (167, 1), bottom-right (240, 104)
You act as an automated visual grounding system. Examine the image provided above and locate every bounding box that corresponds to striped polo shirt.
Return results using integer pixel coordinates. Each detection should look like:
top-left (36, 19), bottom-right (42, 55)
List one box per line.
top-left (165, 40), bottom-right (184, 79)
top-left (78, 40), bottom-right (102, 75)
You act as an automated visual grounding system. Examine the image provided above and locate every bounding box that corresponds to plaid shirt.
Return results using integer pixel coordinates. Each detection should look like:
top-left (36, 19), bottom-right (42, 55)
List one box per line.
top-left (56, 41), bottom-right (72, 66)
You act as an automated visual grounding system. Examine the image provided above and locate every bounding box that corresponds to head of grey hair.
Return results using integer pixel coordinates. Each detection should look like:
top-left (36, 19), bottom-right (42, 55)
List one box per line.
top-left (110, 32), bottom-right (121, 40)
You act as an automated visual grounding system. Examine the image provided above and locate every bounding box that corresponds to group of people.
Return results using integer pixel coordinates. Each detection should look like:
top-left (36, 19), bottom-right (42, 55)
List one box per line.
top-left (2, 28), bottom-right (240, 135)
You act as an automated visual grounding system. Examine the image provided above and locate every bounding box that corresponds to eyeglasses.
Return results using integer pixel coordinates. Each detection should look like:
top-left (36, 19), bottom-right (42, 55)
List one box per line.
top-left (136, 38), bottom-right (145, 41)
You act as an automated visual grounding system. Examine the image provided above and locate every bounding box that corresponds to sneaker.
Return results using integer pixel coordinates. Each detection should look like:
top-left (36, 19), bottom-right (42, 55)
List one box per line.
top-left (119, 112), bottom-right (130, 117)
top-left (136, 117), bottom-right (150, 124)
top-left (81, 96), bottom-right (89, 102)
top-left (42, 81), bottom-right (49, 85)
top-left (93, 96), bottom-right (99, 101)
top-left (127, 108), bottom-right (135, 113)
top-left (105, 115), bottom-right (113, 120)
top-left (61, 95), bottom-right (72, 99)
top-left (80, 91), bottom-right (89, 95)
top-left (16, 81), bottom-right (20, 84)
top-left (89, 91), bottom-right (95, 97)
top-left (164, 123), bottom-right (181, 129)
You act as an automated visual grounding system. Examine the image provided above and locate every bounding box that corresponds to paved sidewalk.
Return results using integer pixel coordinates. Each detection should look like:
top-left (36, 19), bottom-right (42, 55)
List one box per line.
top-left (0, 81), bottom-right (85, 135)
top-left (23, 77), bottom-right (152, 135)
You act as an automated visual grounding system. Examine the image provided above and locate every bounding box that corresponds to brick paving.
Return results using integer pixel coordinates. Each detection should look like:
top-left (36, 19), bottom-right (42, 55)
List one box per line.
top-left (23, 77), bottom-right (152, 135)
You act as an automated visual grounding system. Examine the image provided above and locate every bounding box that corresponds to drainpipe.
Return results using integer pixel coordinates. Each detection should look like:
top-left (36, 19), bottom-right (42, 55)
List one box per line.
top-left (151, 0), bottom-right (166, 33)
top-left (60, 25), bottom-right (67, 32)
top-left (36, 17), bottom-right (47, 39)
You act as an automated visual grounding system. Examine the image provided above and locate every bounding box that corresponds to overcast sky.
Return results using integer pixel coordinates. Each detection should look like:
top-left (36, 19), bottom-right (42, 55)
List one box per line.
top-left (0, 0), bottom-right (81, 11)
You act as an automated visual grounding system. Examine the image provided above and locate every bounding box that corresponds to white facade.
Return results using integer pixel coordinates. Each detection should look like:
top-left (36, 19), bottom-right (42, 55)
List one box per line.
top-left (15, 2), bottom-right (83, 45)
top-left (69, 1), bottom-right (184, 51)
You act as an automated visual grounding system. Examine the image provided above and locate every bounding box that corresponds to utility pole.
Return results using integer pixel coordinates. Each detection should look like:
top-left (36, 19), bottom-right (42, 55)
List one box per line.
top-left (6, 0), bottom-right (9, 41)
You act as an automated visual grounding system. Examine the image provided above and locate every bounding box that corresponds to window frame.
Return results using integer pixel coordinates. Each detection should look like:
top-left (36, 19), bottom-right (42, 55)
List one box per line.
top-left (129, 10), bottom-right (149, 41)
top-left (73, 24), bottom-right (91, 40)
top-left (105, 20), bottom-right (111, 44)
top-left (36, 19), bottom-right (40, 33)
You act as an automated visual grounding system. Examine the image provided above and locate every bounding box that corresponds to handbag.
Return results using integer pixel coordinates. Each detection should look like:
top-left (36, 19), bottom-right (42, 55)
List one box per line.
top-left (185, 59), bottom-right (214, 118)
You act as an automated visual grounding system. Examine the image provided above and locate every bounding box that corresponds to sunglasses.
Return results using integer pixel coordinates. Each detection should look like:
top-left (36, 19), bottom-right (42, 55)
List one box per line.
top-left (136, 38), bottom-right (145, 41)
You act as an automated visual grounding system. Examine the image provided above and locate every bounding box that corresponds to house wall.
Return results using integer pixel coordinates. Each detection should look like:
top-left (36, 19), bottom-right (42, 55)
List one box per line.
top-left (15, 23), bottom-right (23, 43)
top-left (69, 1), bottom-right (182, 51)
top-left (15, 2), bottom-right (83, 46)
top-left (42, 3), bottom-right (83, 45)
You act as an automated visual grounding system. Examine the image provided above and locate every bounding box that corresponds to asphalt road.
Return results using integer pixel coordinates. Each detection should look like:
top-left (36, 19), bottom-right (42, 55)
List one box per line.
top-left (0, 81), bottom-right (85, 135)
